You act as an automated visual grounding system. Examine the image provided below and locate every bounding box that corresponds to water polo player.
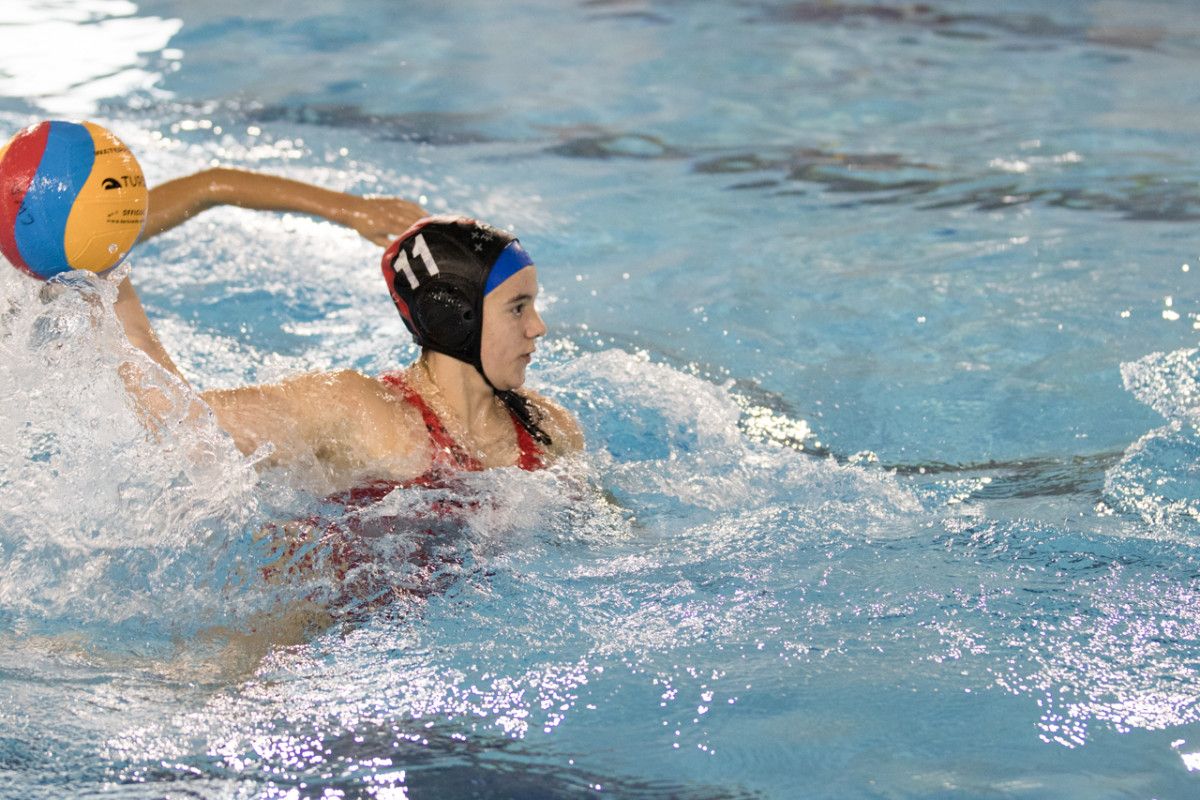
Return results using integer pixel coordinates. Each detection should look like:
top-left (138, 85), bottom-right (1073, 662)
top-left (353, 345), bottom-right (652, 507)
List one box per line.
top-left (117, 167), bottom-right (583, 494)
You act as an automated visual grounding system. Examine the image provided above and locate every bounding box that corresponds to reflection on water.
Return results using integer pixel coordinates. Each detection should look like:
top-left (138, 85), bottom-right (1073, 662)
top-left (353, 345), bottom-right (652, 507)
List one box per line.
top-left (692, 145), bottom-right (1200, 222)
top-left (0, 0), bottom-right (181, 115)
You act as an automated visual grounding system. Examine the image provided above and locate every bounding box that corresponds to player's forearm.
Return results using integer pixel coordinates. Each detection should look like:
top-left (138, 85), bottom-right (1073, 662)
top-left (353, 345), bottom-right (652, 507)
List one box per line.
top-left (113, 276), bottom-right (207, 432)
top-left (144, 167), bottom-right (366, 239)
top-left (142, 169), bottom-right (219, 240)
top-left (114, 276), bottom-right (187, 382)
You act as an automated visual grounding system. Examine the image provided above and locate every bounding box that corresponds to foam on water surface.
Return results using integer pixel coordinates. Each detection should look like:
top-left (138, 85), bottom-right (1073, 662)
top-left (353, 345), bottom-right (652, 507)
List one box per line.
top-left (1104, 349), bottom-right (1200, 538)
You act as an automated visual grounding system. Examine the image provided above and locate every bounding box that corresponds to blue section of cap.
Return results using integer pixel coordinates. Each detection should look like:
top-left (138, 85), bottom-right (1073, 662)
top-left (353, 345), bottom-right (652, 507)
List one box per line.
top-left (16, 121), bottom-right (94, 278)
top-left (484, 241), bottom-right (534, 295)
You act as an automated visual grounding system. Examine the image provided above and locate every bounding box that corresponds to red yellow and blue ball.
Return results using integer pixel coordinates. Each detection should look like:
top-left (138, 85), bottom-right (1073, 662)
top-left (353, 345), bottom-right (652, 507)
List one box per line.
top-left (0, 120), bottom-right (147, 280)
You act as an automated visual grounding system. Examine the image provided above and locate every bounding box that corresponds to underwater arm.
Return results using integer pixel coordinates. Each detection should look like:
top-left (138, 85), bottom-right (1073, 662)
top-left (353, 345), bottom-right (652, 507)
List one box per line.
top-left (143, 167), bottom-right (427, 245)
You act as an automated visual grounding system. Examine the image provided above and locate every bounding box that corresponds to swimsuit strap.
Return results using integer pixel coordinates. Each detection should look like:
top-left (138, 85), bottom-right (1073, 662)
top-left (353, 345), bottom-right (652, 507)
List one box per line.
top-left (380, 373), bottom-right (483, 472)
top-left (512, 414), bottom-right (545, 471)
top-left (380, 372), bottom-right (545, 472)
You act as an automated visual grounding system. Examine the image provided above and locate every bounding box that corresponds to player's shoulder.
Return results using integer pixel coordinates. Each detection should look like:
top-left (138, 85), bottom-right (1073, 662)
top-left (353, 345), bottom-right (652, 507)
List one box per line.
top-left (283, 368), bottom-right (383, 405)
top-left (318, 369), bottom-right (430, 458)
top-left (293, 369), bottom-right (423, 429)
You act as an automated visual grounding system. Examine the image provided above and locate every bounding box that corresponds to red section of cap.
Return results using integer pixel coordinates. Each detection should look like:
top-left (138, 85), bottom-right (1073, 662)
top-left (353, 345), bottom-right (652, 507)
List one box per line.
top-left (393, 295), bottom-right (412, 325)
top-left (381, 237), bottom-right (404, 313)
top-left (0, 121), bottom-right (51, 278)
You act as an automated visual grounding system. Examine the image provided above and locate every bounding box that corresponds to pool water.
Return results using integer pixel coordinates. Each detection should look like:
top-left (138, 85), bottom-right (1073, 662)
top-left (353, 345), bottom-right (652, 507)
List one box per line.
top-left (3, 0), bottom-right (1200, 797)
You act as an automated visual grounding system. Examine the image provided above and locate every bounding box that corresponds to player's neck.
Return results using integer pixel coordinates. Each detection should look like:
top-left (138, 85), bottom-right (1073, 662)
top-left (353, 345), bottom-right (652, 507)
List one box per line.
top-left (418, 351), bottom-right (504, 433)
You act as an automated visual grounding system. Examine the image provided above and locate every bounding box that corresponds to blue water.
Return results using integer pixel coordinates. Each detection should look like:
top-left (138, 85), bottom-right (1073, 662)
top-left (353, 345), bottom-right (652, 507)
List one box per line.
top-left (3, 0), bottom-right (1200, 797)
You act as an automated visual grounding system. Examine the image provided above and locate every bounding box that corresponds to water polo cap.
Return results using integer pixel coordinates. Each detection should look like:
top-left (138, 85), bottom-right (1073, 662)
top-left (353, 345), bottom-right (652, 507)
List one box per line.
top-left (381, 215), bottom-right (533, 373)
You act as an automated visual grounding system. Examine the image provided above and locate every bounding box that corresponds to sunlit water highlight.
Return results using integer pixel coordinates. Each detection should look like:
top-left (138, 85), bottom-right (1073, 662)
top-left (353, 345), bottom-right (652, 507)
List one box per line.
top-left (3, 1), bottom-right (1200, 798)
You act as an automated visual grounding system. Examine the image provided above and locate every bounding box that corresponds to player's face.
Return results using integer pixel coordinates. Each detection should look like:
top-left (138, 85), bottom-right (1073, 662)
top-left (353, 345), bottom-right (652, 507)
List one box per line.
top-left (480, 266), bottom-right (546, 391)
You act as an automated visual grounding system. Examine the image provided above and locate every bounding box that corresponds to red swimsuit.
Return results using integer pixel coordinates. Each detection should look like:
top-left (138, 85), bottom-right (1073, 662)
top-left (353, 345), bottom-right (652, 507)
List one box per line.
top-left (383, 372), bottom-right (545, 472)
top-left (333, 371), bottom-right (545, 508)
top-left (260, 373), bottom-right (546, 606)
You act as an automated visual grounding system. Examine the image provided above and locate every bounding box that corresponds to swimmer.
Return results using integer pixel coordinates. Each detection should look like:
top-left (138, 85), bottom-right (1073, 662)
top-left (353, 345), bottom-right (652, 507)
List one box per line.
top-left (117, 167), bottom-right (584, 495)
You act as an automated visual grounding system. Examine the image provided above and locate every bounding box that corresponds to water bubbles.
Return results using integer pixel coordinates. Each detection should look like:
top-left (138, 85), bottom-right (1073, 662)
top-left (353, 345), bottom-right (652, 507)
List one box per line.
top-left (0, 266), bottom-right (265, 636)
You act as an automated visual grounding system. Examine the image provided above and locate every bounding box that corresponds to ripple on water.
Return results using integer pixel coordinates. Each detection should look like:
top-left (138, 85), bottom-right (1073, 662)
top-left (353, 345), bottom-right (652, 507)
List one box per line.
top-left (6, 273), bottom-right (1200, 797)
top-left (1105, 348), bottom-right (1200, 538)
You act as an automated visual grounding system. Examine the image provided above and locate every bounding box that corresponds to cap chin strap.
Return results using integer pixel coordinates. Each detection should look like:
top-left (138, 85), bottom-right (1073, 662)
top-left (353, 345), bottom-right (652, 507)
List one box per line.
top-left (473, 358), bottom-right (553, 448)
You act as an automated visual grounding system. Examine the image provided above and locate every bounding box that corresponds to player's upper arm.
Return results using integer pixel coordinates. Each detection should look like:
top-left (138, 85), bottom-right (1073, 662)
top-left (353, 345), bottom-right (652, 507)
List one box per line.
top-left (201, 370), bottom-right (419, 471)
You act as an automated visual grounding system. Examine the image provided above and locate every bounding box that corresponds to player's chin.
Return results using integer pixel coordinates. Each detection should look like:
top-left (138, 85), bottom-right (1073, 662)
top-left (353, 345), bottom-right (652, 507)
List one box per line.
top-left (505, 362), bottom-right (529, 391)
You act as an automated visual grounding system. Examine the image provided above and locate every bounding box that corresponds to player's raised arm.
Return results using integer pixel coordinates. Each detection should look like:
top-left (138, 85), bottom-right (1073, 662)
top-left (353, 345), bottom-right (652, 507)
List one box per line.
top-left (144, 167), bottom-right (426, 245)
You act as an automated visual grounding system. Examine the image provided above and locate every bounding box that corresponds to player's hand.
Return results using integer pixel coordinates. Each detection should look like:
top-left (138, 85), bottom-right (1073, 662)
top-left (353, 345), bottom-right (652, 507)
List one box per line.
top-left (345, 196), bottom-right (427, 246)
